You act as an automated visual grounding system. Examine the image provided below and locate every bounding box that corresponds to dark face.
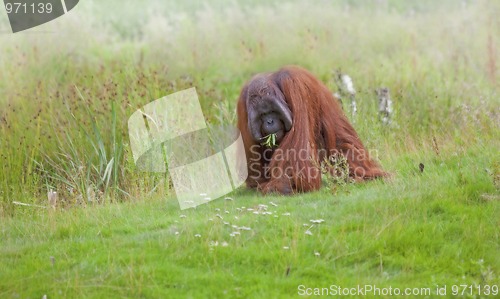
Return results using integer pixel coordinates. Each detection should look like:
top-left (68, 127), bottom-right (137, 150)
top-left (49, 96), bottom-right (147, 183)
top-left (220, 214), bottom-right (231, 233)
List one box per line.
top-left (246, 75), bottom-right (293, 143)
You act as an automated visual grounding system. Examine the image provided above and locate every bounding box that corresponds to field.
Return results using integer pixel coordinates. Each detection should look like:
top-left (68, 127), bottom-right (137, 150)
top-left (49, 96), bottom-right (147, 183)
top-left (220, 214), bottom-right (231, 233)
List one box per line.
top-left (0, 0), bottom-right (499, 298)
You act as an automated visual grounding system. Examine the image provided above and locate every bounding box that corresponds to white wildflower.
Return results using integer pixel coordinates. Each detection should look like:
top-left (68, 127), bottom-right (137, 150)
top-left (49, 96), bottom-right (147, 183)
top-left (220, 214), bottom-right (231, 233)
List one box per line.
top-left (341, 74), bottom-right (356, 95)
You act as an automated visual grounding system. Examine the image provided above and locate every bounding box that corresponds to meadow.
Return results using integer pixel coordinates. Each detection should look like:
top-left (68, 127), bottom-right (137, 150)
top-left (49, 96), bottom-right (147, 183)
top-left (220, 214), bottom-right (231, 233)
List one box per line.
top-left (0, 0), bottom-right (499, 297)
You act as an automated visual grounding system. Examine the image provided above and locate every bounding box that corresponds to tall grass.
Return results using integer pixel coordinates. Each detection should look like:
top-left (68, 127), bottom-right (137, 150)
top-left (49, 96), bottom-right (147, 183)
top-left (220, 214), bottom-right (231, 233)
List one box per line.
top-left (0, 0), bottom-right (498, 215)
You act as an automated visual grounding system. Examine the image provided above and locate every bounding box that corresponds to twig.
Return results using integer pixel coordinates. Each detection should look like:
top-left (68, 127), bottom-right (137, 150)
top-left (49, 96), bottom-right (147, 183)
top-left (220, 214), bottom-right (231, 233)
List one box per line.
top-left (376, 88), bottom-right (393, 125)
top-left (376, 214), bottom-right (401, 238)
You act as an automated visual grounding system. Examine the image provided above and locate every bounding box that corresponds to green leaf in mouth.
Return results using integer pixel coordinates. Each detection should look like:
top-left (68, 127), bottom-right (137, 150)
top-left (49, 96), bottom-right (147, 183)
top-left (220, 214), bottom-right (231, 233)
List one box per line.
top-left (261, 133), bottom-right (277, 148)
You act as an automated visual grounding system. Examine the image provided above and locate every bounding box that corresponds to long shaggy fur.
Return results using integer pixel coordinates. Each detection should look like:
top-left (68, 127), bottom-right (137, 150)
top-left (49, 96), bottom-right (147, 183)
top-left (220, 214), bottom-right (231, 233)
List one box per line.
top-left (237, 66), bottom-right (387, 194)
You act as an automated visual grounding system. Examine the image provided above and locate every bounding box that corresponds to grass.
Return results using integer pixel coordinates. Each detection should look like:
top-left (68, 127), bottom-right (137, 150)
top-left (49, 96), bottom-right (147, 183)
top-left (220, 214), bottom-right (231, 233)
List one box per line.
top-left (0, 0), bottom-right (499, 297)
top-left (2, 145), bottom-right (498, 298)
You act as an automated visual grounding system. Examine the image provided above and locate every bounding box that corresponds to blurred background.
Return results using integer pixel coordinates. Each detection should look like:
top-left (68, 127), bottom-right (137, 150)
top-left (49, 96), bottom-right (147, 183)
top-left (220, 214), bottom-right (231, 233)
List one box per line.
top-left (0, 0), bottom-right (498, 213)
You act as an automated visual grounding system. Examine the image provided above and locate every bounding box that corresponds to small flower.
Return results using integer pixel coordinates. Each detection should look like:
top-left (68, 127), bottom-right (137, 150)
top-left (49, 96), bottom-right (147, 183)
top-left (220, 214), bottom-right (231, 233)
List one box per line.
top-left (282, 212), bottom-right (291, 216)
top-left (179, 214), bottom-right (187, 218)
top-left (305, 230), bottom-right (313, 236)
top-left (269, 201), bottom-right (278, 207)
top-left (194, 234), bottom-right (201, 238)
top-left (283, 246), bottom-right (290, 250)
top-left (314, 251), bottom-right (320, 257)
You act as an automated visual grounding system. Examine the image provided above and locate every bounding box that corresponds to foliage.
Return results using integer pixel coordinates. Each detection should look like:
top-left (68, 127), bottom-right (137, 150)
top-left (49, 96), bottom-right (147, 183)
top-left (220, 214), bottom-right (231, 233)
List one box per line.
top-left (261, 133), bottom-right (278, 148)
top-left (0, 0), bottom-right (498, 297)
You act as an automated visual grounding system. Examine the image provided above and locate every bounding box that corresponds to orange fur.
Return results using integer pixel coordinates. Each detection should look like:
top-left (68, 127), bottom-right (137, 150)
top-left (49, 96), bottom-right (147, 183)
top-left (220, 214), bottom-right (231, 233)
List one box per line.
top-left (237, 66), bottom-right (387, 194)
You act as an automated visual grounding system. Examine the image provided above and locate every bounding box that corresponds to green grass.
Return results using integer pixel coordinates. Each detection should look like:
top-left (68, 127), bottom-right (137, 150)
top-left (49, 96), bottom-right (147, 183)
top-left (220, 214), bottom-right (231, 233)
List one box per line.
top-left (0, 0), bottom-right (499, 297)
top-left (2, 145), bottom-right (498, 298)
